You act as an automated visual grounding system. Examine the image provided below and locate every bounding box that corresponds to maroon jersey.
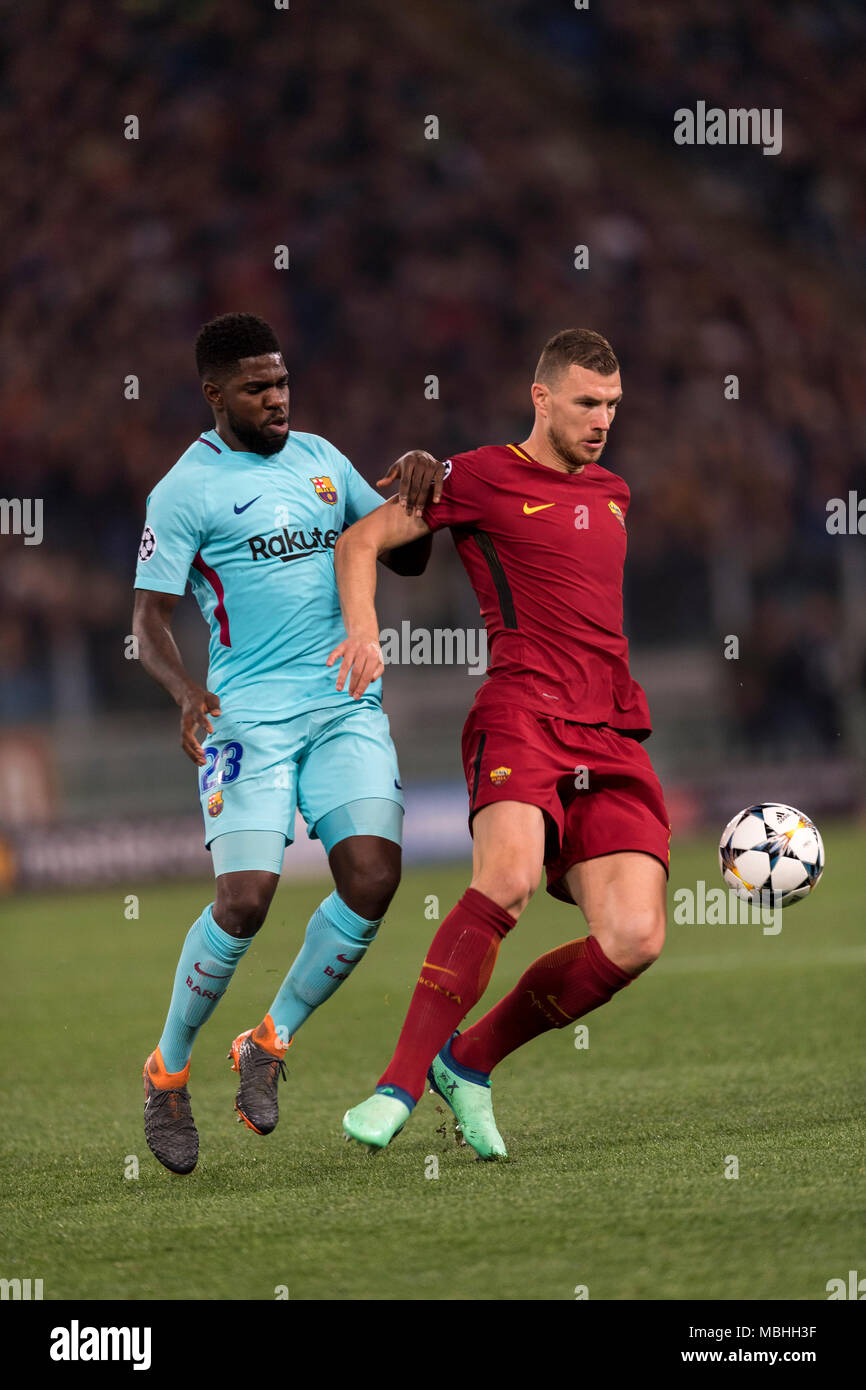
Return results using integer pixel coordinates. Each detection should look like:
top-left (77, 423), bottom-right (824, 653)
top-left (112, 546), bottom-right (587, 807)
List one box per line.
top-left (422, 442), bottom-right (652, 736)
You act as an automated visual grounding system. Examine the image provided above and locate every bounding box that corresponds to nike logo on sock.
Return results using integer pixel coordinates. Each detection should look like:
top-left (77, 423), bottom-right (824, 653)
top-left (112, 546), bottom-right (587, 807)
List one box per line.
top-left (194, 961), bottom-right (232, 979)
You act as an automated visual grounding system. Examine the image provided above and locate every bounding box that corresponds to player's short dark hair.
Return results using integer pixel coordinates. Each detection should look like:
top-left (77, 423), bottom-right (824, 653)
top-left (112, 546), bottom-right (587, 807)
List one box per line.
top-left (194, 313), bottom-right (282, 383)
top-left (535, 329), bottom-right (619, 386)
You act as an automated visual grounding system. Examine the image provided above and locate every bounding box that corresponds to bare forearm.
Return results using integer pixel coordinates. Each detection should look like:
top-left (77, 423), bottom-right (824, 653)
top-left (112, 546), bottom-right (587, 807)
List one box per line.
top-left (132, 589), bottom-right (220, 765)
top-left (134, 612), bottom-right (196, 706)
top-left (331, 503), bottom-right (431, 692)
top-left (334, 531), bottom-right (382, 638)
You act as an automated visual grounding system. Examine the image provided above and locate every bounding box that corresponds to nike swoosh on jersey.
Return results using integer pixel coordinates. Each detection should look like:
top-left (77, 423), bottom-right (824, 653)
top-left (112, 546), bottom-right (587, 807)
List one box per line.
top-left (523, 502), bottom-right (555, 515)
top-left (234, 496), bottom-right (262, 514)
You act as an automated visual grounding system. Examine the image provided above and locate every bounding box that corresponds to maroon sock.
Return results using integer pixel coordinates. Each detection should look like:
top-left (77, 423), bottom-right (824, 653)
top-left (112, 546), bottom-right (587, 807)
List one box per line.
top-left (450, 935), bottom-right (632, 1075)
top-left (378, 888), bottom-right (515, 1102)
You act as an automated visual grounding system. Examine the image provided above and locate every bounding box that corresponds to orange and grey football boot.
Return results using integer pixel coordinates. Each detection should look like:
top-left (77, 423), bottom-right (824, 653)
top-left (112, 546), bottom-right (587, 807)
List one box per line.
top-left (142, 1047), bottom-right (199, 1175)
top-left (228, 1014), bottom-right (290, 1135)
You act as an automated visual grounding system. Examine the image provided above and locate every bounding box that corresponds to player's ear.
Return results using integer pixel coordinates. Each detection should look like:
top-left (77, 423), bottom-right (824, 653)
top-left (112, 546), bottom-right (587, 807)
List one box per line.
top-left (530, 380), bottom-right (549, 414)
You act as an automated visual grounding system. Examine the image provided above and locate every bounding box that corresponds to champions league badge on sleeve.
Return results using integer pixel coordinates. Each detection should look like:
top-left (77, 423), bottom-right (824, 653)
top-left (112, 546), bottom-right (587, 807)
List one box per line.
top-left (138, 525), bottom-right (157, 561)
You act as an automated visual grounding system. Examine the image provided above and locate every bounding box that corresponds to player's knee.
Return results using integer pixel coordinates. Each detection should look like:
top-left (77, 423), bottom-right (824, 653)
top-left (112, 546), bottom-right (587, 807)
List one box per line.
top-left (336, 857), bottom-right (400, 921)
top-left (213, 877), bottom-right (275, 938)
top-left (472, 867), bottom-right (535, 918)
top-left (621, 907), bottom-right (666, 974)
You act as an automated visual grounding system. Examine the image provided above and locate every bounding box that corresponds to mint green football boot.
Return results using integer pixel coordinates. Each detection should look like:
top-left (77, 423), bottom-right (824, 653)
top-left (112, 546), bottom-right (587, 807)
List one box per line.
top-left (342, 1092), bottom-right (412, 1151)
top-left (428, 1033), bottom-right (507, 1160)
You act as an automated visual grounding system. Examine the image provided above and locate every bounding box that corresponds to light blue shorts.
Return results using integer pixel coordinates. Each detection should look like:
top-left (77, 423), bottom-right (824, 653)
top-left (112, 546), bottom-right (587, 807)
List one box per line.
top-left (197, 701), bottom-right (404, 856)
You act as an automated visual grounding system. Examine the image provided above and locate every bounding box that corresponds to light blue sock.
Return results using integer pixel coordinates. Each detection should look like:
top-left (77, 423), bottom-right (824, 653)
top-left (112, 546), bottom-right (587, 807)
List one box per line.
top-left (157, 903), bottom-right (252, 1072)
top-left (268, 891), bottom-right (382, 1046)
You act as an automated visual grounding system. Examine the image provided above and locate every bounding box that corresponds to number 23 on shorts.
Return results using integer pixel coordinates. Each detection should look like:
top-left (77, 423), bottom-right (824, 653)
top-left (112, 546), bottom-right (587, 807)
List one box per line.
top-left (199, 740), bottom-right (244, 792)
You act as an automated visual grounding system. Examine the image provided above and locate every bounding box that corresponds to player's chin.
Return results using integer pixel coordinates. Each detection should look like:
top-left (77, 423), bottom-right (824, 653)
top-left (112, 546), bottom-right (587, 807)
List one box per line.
top-left (254, 437), bottom-right (285, 457)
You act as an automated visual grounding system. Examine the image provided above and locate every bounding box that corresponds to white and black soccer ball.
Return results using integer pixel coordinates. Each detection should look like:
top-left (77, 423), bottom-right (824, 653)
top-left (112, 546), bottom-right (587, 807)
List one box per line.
top-left (718, 803), bottom-right (824, 908)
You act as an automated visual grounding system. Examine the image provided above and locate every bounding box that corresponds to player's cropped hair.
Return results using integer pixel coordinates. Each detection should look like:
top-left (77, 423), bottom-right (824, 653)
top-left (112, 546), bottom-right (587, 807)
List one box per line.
top-left (535, 328), bottom-right (619, 385)
top-left (194, 313), bottom-right (282, 383)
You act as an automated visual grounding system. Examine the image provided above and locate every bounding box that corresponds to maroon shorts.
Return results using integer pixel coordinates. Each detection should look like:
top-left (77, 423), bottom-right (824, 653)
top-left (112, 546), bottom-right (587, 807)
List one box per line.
top-left (461, 702), bottom-right (671, 904)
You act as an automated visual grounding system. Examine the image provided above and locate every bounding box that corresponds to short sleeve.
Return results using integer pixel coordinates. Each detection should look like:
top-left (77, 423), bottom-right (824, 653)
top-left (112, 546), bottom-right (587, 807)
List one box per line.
top-left (340, 454), bottom-right (384, 525)
top-left (134, 471), bottom-right (204, 595)
top-left (421, 454), bottom-right (485, 532)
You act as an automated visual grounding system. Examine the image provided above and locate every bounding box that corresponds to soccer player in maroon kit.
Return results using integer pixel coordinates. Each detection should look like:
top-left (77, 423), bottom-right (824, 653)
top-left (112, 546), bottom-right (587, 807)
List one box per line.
top-left (329, 329), bottom-right (670, 1156)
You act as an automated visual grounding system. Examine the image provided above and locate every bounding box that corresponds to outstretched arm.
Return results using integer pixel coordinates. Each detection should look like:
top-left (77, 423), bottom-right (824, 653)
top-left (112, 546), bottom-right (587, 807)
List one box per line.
top-left (376, 450), bottom-right (444, 575)
top-left (376, 449), bottom-right (447, 517)
top-left (328, 498), bottom-right (431, 698)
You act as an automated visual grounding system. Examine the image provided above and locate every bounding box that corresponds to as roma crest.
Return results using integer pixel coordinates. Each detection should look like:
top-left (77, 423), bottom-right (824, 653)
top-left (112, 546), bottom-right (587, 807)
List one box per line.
top-left (208, 791), bottom-right (224, 818)
top-left (310, 476), bottom-right (338, 505)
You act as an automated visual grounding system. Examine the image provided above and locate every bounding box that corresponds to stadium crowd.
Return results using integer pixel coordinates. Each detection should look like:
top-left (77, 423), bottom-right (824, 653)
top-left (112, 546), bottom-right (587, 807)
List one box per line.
top-left (1, 1), bottom-right (862, 752)
top-left (489, 0), bottom-right (866, 273)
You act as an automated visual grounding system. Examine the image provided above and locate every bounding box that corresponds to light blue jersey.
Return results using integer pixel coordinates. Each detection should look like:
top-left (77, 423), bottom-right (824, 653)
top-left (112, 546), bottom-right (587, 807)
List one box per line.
top-left (134, 428), bottom-right (383, 719)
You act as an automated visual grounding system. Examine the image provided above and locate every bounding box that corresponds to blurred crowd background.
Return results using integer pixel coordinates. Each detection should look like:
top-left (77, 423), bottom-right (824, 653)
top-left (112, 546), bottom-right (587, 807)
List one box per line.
top-left (1, 0), bottom-right (864, 876)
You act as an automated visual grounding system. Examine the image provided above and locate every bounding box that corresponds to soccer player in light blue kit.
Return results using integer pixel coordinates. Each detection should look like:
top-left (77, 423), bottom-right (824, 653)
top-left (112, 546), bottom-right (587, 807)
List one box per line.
top-left (133, 313), bottom-right (442, 1174)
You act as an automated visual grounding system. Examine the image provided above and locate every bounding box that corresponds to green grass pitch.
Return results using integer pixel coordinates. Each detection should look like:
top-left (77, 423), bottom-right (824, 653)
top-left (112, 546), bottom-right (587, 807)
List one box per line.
top-left (1, 825), bottom-right (863, 1301)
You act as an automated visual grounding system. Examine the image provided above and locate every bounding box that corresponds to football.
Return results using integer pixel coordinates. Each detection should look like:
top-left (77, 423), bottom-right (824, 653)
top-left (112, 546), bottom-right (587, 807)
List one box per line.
top-left (718, 803), bottom-right (824, 907)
